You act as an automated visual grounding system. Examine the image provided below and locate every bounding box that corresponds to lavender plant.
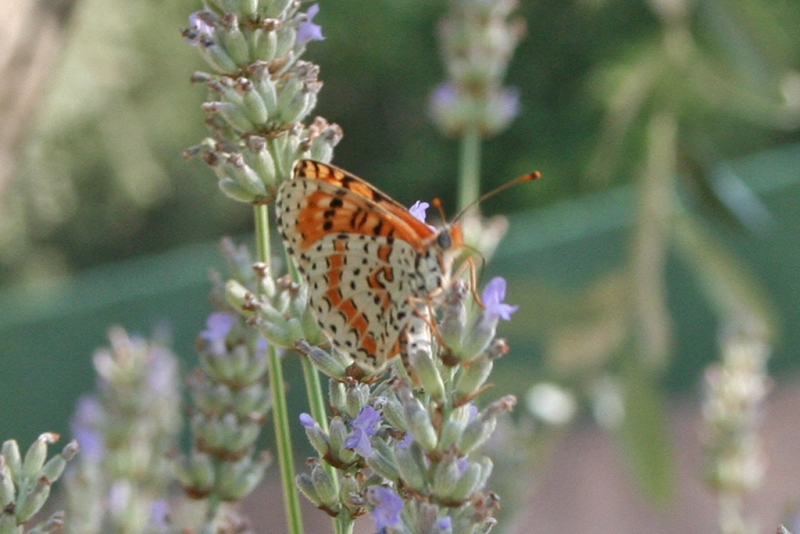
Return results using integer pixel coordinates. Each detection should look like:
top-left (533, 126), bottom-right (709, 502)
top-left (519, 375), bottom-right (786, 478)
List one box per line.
top-left (64, 327), bottom-right (180, 534)
top-left (0, 433), bottom-right (77, 534)
top-left (702, 317), bottom-right (771, 534)
top-left (65, 0), bottom-right (527, 533)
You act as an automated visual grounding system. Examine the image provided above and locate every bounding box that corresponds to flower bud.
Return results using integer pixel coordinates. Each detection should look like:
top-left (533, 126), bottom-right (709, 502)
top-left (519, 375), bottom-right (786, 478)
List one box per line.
top-left (1, 440), bottom-right (22, 480)
top-left (0, 458), bottom-right (15, 508)
top-left (22, 434), bottom-right (58, 480)
top-left (458, 415), bottom-right (495, 456)
top-left (328, 379), bottom-right (346, 414)
top-left (40, 455), bottom-right (67, 483)
top-left (296, 473), bottom-right (323, 507)
top-left (245, 136), bottom-right (276, 186)
top-left (220, 16), bottom-right (249, 66)
top-left (432, 456), bottom-right (462, 500)
top-left (300, 414), bottom-right (331, 457)
top-left (225, 153), bottom-right (267, 197)
top-left (265, 0), bottom-right (292, 18)
top-left (366, 441), bottom-right (399, 482)
top-left (217, 456), bottom-right (266, 501)
top-left (310, 462), bottom-right (338, 508)
top-left (274, 25), bottom-right (297, 59)
top-left (448, 460), bottom-right (484, 502)
top-left (203, 101), bottom-right (256, 133)
top-left (232, 384), bottom-right (270, 417)
top-left (411, 349), bottom-right (445, 400)
top-left (402, 396), bottom-right (437, 451)
top-left (15, 476), bottom-right (51, 523)
top-left (200, 39), bottom-right (240, 73)
top-left (279, 92), bottom-right (313, 124)
top-left (254, 27), bottom-right (278, 62)
top-left (239, 0), bottom-right (258, 17)
top-left (437, 418), bottom-right (466, 452)
top-left (219, 177), bottom-right (259, 203)
top-left (454, 357), bottom-right (493, 401)
top-left (299, 342), bottom-right (347, 379)
top-left (238, 79), bottom-right (269, 125)
top-left (395, 444), bottom-right (427, 494)
top-left (382, 395), bottom-right (407, 432)
top-left (345, 385), bottom-right (370, 420)
top-left (253, 66), bottom-right (279, 115)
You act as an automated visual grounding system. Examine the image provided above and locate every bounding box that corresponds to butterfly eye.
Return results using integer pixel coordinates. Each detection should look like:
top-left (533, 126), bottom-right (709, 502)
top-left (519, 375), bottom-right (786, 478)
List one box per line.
top-left (436, 230), bottom-right (452, 250)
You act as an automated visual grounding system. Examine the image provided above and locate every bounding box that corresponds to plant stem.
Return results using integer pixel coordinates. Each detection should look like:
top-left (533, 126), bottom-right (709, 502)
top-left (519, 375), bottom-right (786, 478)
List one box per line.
top-left (458, 126), bottom-right (482, 212)
top-left (254, 203), bottom-right (304, 534)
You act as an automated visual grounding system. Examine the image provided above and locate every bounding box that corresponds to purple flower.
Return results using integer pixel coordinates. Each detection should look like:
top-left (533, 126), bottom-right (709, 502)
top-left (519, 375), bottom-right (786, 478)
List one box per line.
top-left (298, 4), bottom-right (325, 43)
top-left (430, 83), bottom-right (458, 112)
top-left (200, 312), bottom-right (235, 354)
top-left (150, 500), bottom-right (170, 532)
top-left (409, 201), bottom-right (429, 223)
top-left (70, 395), bottom-right (105, 462)
top-left (183, 11), bottom-right (215, 46)
top-left (481, 277), bottom-right (518, 321)
top-left (345, 406), bottom-right (381, 456)
top-left (438, 516), bottom-right (452, 531)
top-left (368, 486), bottom-right (404, 530)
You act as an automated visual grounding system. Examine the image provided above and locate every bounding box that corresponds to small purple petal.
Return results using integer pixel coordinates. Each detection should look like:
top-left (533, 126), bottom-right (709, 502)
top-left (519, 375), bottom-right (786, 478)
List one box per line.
top-left (369, 486), bottom-right (404, 530)
top-left (190, 12), bottom-right (214, 34)
top-left (345, 406), bottom-right (381, 456)
top-left (431, 83), bottom-right (458, 111)
top-left (200, 312), bottom-right (235, 354)
top-left (456, 458), bottom-right (470, 476)
top-left (298, 4), bottom-right (325, 43)
top-left (397, 432), bottom-right (414, 449)
top-left (150, 500), bottom-right (170, 531)
top-left (299, 413), bottom-right (316, 427)
top-left (344, 427), bottom-right (374, 456)
top-left (70, 395), bottom-right (105, 462)
top-left (438, 516), bottom-right (452, 531)
top-left (201, 312), bottom-right (235, 341)
top-left (481, 277), bottom-right (518, 321)
top-left (351, 406), bottom-right (381, 435)
top-left (409, 201), bottom-right (429, 223)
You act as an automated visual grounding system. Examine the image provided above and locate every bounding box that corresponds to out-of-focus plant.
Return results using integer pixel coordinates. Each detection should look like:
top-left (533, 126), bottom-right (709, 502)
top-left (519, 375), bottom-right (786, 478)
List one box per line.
top-left (702, 316), bottom-right (770, 534)
top-left (517, 0), bottom-right (799, 509)
top-left (64, 327), bottom-right (180, 534)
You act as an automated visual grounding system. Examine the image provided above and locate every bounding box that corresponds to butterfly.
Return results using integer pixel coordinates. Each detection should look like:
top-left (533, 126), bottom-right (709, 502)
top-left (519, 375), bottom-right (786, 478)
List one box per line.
top-left (275, 160), bottom-right (465, 376)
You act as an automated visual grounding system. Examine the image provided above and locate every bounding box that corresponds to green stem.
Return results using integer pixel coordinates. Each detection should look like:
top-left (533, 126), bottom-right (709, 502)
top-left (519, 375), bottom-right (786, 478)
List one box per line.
top-left (254, 204), bottom-right (304, 534)
top-left (457, 127), bottom-right (482, 212)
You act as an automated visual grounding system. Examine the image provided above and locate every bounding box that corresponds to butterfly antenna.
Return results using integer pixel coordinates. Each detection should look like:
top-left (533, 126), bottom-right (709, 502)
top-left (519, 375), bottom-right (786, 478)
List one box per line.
top-left (452, 171), bottom-right (542, 223)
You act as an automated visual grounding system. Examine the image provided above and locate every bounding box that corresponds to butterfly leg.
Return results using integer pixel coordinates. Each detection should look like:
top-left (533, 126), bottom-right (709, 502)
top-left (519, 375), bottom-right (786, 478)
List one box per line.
top-left (452, 256), bottom-right (484, 309)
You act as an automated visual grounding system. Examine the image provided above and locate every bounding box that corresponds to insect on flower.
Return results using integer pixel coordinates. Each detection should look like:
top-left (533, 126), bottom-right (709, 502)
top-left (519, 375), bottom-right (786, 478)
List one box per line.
top-left (276, 159), bottom-right (539, 378)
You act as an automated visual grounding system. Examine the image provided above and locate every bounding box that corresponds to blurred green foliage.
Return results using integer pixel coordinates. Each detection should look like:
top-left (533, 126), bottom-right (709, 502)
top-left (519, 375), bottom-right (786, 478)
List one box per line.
top-left (6, 0), bottom-right (799, 281)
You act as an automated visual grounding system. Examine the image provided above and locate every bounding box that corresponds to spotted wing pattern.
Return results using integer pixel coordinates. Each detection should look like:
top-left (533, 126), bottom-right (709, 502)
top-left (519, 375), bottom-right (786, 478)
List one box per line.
top-left (276, 160), bottom-right (459, 371)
